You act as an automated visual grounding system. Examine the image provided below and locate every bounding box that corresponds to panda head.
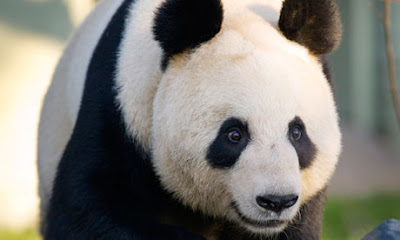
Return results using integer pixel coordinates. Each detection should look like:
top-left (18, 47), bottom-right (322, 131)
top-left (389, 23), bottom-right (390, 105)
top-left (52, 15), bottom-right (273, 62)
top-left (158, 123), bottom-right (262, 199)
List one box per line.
top-left (151, 0), bottom-right (342, 235)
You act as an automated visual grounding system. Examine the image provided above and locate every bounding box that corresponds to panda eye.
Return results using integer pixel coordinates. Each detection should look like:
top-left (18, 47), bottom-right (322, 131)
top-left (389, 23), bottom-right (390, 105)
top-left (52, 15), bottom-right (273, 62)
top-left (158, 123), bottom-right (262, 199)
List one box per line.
top-left (290, 125), bottom-right (302, 141)
top-left (227, 128), bottom-right (242, 143)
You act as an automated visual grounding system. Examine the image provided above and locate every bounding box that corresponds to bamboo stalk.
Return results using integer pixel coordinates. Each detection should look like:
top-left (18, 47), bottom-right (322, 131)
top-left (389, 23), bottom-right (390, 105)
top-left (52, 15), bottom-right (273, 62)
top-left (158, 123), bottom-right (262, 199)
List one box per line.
top-left (383, 0), bottom-right (400, 128)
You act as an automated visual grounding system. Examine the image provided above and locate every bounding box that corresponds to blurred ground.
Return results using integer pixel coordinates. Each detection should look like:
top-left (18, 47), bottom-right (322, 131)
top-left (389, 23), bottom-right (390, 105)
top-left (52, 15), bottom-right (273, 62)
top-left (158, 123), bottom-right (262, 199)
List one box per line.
top-left (329, 124), bottom-right (400, 196)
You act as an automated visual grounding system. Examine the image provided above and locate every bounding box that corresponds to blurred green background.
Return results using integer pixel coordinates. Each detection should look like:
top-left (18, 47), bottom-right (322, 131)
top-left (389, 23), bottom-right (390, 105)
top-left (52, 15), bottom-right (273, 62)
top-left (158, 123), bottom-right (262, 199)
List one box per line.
top-left (0, 0), bottom-right (399, 239)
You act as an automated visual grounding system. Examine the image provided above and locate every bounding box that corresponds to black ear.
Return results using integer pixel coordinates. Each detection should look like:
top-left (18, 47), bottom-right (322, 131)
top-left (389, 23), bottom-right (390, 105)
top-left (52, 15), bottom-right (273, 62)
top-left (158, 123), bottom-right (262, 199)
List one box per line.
top-left (153, 0), bottom-right (223, 70)
top-left (278, 0), bottom-right (342, 55)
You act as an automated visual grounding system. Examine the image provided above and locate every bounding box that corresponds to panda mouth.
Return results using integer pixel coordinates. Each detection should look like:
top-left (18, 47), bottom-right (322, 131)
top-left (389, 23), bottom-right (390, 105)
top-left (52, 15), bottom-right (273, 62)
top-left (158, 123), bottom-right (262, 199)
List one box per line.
top-left (231, 202), bottom-right (287, 229)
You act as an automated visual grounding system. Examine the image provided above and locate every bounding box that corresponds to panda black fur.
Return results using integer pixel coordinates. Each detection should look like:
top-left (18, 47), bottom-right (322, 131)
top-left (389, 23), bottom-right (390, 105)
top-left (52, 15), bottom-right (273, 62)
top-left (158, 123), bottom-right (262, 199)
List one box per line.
top-left (38, 0), bottom-right (342, 239)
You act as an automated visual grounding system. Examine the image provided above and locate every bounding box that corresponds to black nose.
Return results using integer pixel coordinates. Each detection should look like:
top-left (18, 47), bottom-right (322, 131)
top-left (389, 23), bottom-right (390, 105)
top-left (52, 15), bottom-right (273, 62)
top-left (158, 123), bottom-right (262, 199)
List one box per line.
top-left (256, 194), bottom-right (298, 212)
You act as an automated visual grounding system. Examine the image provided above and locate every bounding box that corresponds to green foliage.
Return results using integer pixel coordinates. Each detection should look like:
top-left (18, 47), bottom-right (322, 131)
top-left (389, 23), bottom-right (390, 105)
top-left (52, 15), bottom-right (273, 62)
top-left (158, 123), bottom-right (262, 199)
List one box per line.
top-left (0, 229), bottom-right (40, 240)
top-left (323, 193), bottom-right (400, 240)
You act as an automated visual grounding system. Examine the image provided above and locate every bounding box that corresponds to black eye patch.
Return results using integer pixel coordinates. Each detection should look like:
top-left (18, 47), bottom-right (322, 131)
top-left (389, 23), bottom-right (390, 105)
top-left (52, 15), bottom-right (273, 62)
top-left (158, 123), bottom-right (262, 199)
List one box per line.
top-left (288, 117), bottom-right (317, 169)
top-left (207, 118), bottom-right (250, 169)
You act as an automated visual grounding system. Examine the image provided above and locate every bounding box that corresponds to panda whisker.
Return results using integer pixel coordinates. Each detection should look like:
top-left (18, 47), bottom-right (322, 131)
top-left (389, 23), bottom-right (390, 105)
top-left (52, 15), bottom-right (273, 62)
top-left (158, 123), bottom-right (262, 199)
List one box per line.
top-left (281, 230), bottom-right (290, 240)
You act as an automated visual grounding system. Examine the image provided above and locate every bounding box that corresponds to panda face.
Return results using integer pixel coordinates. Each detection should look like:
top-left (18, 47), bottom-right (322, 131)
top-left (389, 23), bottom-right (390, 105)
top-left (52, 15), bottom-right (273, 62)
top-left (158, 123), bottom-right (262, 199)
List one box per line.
top-left (151, 21), bottom-right (341, 235)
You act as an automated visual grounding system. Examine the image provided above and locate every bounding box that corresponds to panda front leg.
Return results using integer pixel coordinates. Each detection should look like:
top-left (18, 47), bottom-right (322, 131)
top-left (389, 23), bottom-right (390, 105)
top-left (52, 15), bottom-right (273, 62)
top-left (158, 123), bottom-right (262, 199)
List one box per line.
top-left (44, 114), bottom-right (205, 240)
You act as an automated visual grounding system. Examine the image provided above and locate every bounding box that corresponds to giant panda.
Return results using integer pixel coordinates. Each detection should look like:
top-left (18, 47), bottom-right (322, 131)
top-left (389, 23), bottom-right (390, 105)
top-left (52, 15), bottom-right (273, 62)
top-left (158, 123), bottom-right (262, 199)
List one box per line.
top-left (37, 0), bottom-right (342, 239)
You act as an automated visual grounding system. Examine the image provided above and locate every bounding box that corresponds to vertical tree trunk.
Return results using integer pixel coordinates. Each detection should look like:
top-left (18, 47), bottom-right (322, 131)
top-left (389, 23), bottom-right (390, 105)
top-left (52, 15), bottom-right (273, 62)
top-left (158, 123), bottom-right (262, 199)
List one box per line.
top-left (383, 0), bottom-right (400, 128)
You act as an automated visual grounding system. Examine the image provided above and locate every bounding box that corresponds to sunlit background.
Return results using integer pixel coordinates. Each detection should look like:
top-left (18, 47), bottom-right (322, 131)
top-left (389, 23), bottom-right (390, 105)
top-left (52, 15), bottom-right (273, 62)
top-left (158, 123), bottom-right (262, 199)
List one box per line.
top-left (0, 0), bottom-right (399, 239)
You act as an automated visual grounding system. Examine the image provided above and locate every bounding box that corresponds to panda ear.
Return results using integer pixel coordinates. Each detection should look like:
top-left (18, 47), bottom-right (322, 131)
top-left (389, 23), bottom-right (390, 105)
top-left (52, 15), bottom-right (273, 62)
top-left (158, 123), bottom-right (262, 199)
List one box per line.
top-left (278, 0), bottom-right (342, 55)
top-left (153, 0), bottom-right (223, 70)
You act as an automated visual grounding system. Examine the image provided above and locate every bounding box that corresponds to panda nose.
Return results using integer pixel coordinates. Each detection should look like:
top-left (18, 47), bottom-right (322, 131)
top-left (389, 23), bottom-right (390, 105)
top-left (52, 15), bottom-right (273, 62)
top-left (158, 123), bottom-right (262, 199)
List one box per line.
top-left (256, 194), bottom-right (298, 212)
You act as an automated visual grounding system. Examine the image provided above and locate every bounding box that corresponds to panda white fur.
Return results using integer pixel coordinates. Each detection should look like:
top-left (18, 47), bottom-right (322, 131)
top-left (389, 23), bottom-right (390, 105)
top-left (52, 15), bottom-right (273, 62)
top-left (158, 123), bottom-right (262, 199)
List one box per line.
top-left (38, 0), bottom-right (342, 239)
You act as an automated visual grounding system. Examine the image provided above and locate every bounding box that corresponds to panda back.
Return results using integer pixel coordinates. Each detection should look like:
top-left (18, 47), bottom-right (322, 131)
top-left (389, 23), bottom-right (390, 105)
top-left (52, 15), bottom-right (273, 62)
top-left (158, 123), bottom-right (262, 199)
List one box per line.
top-left (37, 0), bottom-right (126, 222)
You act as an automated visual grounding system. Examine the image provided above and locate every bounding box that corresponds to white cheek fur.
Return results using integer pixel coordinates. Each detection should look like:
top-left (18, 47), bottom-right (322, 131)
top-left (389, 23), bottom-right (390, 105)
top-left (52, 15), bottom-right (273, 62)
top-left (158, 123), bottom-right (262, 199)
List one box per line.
top-left (150, 38), bottom-right (340, 221)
